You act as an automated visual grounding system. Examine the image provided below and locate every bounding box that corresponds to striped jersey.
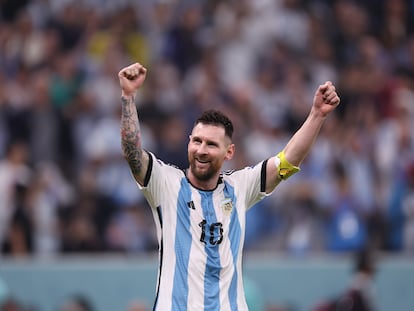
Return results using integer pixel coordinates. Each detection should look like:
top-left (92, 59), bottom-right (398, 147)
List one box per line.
top-left (139, 152), bottom-right (270, 311)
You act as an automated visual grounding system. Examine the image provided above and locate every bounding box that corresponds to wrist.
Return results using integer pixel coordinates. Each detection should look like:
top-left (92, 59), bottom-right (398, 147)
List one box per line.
top-left (121, 92), bottom-right (135, 101)
top-left (309, 107), bottom-right (328, 120)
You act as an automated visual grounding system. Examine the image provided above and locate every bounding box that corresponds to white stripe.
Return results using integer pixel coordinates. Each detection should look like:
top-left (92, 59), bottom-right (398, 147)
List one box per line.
top-left (219, 236), bottom-right (234, 311)
top-left (155, 183), bottom-right (180, 310)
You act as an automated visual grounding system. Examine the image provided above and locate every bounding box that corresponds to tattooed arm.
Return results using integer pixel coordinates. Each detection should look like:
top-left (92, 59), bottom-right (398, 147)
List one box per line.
top-left (118, 63), bottom-right (149, 185)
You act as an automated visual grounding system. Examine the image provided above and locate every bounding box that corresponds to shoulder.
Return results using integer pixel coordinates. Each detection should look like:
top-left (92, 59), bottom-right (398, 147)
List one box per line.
top-left (221, 163), bottom-right (262, 183)
top-left (149, 152), bottom-right (186, 178)
top-left (222, 162), bottom-right (265, 177)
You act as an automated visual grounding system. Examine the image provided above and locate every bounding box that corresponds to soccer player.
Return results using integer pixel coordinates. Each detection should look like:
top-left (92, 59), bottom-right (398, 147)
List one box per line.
top-left (118, 62), bottom-right (340, 311)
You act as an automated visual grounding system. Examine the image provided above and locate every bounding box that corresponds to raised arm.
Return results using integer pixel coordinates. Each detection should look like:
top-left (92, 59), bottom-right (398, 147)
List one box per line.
top-left (118, 62), bottom-right (149, 186)
top-left (265, 81), bottom-right (340, 193)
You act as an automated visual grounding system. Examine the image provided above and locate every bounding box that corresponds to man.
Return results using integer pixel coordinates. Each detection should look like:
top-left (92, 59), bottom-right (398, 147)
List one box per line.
top-left (313, 248), bottom-right (377, 311)
top-left (118, 62), bottom-right (340, 311)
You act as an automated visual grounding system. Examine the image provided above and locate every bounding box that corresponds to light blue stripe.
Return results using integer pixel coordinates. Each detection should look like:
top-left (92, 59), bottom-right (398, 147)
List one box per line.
top-left (172, 178), bottom-right (192, 311)
top-left (224, 181), bottom-right (241, 311)
top-left (200, 191), bottom-right (221, 311)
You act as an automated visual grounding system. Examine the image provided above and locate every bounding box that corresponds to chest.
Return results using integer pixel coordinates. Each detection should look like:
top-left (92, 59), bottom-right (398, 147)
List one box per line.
top-left (171, 185), bottom-right (241, 246)
top-left (179, 185), bottom-right (236, 222)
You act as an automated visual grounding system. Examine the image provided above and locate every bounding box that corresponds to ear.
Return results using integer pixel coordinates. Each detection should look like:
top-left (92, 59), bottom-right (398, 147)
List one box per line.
top-left (225, 143), bottom-right (235, 160)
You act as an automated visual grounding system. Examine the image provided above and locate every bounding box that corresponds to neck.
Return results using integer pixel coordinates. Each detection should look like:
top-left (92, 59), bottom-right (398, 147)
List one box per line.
top-left (186, 169), bottom-right (220, 191)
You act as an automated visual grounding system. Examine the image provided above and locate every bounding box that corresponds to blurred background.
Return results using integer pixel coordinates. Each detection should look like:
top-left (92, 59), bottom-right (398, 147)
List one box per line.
top-left (0, 0), bottom-right (413, 310)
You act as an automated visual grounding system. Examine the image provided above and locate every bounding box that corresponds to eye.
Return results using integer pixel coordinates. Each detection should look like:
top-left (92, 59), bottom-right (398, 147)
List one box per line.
top-left (192, 137), bottom-right (202, 144)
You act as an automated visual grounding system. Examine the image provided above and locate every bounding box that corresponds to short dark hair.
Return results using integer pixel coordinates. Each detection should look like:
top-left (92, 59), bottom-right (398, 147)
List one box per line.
top-left (194, 109), bottom-right (234, 139)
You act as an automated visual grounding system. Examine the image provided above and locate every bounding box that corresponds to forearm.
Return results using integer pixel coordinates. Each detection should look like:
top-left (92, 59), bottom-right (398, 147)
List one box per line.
top-left (283, 108), bottom-right (326, 166)
top-left (265, 82), bottom-right (339, 191)
top-left (120, 95), bottom-right (145, 178)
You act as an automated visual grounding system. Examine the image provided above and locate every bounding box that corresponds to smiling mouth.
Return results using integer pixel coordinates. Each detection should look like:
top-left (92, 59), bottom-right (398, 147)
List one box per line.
top-left (195, 158), bottom-right (210, 166)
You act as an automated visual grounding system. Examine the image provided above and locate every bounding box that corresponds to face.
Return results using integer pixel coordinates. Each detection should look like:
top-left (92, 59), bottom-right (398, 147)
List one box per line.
top-left (188, 123), bottom-right (234, 182)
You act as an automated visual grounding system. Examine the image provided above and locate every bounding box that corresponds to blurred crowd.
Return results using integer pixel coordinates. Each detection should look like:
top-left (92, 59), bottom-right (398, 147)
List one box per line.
top-left (0, 0), bottom-right (413, 259)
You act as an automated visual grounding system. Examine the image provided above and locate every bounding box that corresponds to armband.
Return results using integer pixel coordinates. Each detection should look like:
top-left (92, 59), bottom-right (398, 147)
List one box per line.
top-left (275, 151), bottom-right (300, 180)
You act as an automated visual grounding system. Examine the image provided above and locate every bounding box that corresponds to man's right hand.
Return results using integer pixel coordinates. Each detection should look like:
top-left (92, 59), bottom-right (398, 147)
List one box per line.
top-left (118, 62), bottom-right (147, 97)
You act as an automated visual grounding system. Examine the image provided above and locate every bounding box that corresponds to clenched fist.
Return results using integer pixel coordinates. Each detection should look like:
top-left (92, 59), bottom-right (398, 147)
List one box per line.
top-left (313, 81), bottom-right (340, 118)
top-left (118, 63), bottom-right (147, 97)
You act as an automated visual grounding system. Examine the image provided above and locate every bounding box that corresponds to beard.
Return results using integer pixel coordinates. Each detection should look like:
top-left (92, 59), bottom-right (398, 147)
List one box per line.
top-left (189, 158), bottom-right (219, 181)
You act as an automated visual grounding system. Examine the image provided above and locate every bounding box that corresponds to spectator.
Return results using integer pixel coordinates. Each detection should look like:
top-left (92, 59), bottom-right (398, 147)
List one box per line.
top-left (313, 247), bottom-right (378, 311)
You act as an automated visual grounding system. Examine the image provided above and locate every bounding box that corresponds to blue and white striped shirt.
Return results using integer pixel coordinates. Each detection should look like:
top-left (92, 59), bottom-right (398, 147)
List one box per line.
top-left (139, 153), bottom-right (269, 311)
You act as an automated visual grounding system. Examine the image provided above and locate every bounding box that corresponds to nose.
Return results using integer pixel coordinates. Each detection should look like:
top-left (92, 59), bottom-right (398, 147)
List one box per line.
top-left (196, 142), bottom-right (208, 155)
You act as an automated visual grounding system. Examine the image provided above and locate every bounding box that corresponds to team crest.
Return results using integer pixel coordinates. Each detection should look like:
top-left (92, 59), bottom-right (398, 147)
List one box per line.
top-left (221, 198), bottom-right (233, 215)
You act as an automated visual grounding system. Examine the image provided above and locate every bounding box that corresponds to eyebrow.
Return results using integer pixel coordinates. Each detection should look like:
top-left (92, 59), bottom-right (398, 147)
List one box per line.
top-left (191, 135), bottom-right (220, 146)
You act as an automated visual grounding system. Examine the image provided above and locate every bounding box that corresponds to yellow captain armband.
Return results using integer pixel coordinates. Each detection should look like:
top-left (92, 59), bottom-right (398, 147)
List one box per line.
top-left (275, 151), bottom-right (300, 180)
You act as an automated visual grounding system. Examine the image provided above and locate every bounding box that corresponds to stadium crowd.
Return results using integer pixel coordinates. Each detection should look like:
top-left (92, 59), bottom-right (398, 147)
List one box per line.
top-left (0, 0), bottom-right (413, 258)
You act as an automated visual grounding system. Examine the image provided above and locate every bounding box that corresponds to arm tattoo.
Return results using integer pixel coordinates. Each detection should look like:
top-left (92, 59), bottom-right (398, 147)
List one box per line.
top-left (120, 96), bottom-right (143, 176)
